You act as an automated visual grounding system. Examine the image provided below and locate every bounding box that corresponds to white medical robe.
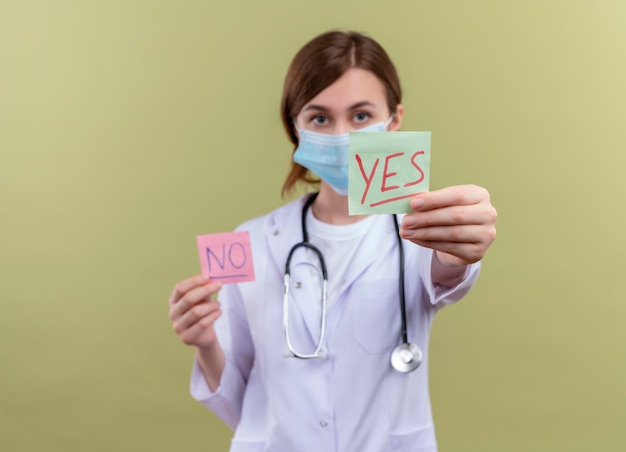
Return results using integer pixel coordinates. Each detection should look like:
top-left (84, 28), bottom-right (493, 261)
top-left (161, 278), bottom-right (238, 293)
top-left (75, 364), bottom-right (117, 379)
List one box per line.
top-left (190, 195), bottom-right (481, 452)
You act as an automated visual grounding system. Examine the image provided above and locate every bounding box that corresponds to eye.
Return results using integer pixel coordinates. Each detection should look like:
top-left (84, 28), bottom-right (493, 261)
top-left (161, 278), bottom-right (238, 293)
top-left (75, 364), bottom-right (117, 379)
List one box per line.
top-left (353, 111), bottom-right (370, 123)
top-left (312, 115), bottom-right (329, 126)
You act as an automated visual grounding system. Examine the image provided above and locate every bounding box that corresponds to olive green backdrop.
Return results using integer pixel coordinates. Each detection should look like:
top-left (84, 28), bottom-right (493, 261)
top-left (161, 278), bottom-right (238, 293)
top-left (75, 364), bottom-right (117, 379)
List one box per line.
top-left (1, 1), bottom-right (625, 451)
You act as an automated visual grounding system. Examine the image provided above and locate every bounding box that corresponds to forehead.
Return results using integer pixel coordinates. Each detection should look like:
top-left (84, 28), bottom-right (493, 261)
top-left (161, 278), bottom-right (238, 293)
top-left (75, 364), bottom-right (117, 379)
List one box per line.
top-left (301, 68), bottom-right (388, 112)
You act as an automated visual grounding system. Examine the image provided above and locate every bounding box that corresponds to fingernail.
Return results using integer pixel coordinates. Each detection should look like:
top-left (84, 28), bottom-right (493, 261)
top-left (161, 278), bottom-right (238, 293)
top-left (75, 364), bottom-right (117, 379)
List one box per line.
top-left (403, 216), bottom-right (416, 227)
top-left (401, 226), bottom-right (415, 239)
top-left (410, 198), bottom-right (425, 210)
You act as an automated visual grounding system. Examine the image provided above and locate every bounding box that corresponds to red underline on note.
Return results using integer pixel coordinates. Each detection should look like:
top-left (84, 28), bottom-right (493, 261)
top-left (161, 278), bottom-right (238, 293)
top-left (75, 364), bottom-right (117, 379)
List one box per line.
top-left (369, 193), bottom-right (422, 207)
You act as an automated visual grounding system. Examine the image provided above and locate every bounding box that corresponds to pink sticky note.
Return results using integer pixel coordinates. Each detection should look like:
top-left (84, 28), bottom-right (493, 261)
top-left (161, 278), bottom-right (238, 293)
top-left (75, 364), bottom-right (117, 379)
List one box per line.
top-left (196, 231), bottom-right (255, 284)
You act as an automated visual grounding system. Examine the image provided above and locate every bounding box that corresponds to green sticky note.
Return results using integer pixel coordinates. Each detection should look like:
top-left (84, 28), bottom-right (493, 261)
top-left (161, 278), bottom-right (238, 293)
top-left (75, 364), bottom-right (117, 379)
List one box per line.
top-left (348, 131), bottom-right (431, 215)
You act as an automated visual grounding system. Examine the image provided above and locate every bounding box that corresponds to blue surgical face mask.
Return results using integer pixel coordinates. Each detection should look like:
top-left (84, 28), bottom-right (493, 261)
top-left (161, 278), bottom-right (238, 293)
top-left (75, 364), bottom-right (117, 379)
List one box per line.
top-left (293, 117), bottom-right (393, 196)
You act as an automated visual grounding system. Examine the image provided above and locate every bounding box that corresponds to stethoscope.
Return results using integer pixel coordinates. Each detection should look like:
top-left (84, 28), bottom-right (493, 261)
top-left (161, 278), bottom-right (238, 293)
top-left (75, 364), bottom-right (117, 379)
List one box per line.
top-left (283, 192), bottom-right (423, 373)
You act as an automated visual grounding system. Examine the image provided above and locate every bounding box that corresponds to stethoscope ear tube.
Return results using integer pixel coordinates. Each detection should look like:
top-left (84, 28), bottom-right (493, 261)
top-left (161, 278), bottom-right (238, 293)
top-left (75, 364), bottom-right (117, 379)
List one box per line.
top-left (283, 193), bottom-right (328, 359)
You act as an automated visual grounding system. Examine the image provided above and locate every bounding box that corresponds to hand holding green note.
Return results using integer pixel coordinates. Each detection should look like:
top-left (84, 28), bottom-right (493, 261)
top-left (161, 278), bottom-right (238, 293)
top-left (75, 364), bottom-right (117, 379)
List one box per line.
top-left (348, 131), bottom-right (431, 215)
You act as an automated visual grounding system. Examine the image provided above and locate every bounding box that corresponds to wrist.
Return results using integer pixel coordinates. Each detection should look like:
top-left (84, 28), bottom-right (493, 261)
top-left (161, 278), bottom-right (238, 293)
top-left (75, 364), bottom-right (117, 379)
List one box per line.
top-left (431, 251), bottom-right (469, 287)
top-left (434, 251), bottom-right (467, 267)
top-left (195, 342), bottom-right (226, 393)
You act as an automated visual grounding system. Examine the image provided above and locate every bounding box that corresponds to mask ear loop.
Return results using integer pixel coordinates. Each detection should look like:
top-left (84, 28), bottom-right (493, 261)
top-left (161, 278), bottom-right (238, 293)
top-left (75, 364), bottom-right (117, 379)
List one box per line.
top-left (292, 119), bottom-right (301, 141)
top-left (384, 114), bottom-right (395, 130)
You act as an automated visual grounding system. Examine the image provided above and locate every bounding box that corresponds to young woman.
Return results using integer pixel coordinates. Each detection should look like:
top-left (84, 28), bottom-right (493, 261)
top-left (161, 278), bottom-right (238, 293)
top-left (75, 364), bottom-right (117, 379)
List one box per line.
top-left (169, 31), bottom-right (497, 452)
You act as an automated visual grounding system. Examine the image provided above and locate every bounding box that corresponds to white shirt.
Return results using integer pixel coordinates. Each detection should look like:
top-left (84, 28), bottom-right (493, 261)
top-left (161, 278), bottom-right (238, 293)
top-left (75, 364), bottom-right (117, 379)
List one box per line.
top-left (190, 196), bottom-right (481, 452)
top-left (306, 208), bottom-right (380, 309)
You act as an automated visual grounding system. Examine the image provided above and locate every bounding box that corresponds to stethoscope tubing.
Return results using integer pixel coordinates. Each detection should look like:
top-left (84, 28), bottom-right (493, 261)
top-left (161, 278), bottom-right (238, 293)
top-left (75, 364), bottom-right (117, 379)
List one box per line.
top-left (283, 193), bottom-right (328, 359)
top-left (282, 192), bottom-right (421, 372)
top-left (392, 215), bottom-right (409, 345)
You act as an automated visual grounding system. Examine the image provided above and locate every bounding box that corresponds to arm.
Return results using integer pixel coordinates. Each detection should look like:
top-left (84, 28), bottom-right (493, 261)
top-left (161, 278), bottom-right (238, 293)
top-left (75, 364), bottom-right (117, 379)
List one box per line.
top-left (168, 275), bottom-right (225, 391)
top-left (170, 275), bottom-right (253, 429)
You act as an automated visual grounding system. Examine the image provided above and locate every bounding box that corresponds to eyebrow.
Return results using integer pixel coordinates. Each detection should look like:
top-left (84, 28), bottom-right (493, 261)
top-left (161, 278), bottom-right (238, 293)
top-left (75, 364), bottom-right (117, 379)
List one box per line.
top-left (302, 101), bottom-right (377, 113)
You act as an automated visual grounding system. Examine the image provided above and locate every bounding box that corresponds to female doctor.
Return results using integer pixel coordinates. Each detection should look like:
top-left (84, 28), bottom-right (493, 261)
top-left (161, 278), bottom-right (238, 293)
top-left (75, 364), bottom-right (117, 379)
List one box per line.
top-left (168, 31), bottom-right (497, 451)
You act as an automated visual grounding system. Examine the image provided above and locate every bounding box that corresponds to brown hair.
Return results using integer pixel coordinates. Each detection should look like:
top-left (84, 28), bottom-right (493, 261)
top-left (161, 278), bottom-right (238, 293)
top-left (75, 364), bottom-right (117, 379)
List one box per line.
top-left (280, 30), bottom-right (402, 197)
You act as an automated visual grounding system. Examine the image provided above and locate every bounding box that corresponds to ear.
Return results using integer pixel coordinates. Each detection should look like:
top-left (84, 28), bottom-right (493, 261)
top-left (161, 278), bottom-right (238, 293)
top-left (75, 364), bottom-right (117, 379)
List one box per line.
top-left (389, 104), bottom-right (404, 131)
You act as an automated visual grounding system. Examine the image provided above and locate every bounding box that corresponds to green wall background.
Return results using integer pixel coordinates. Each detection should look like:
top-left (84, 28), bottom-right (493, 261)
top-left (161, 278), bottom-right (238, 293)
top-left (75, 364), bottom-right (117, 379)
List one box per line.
top-left (1, 1), bottom-right (625, 451)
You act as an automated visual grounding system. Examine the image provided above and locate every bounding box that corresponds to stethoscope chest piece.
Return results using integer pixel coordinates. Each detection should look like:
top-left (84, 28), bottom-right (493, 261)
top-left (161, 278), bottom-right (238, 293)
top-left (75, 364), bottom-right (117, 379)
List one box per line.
top-left (391, 342), bottom-right (423, 373)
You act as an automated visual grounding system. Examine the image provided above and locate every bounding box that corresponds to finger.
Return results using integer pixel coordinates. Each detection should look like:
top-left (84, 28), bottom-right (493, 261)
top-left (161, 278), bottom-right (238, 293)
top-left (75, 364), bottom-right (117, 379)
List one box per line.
top-left (409, 185), bottom-right (490, 211)
top-left (169, 274), bottom-right (212, 306)
top-left (179, 309), bottom-right (223, 346)
top-left (409, 239), bottom-right (486, 264)
top-left (169, 281), bottom-right (222, 320)
top-left (402, 203), bottom-right (495, 229)
top-left (400, 225), bottom-right (489, 244)
top-left (173, 301), bottom-right (222, 334)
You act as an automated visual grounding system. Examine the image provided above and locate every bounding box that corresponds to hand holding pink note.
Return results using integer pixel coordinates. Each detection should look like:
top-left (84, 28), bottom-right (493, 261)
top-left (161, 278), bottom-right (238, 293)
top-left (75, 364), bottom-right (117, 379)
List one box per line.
top-left (196, 231), bottom-right (255, 284)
